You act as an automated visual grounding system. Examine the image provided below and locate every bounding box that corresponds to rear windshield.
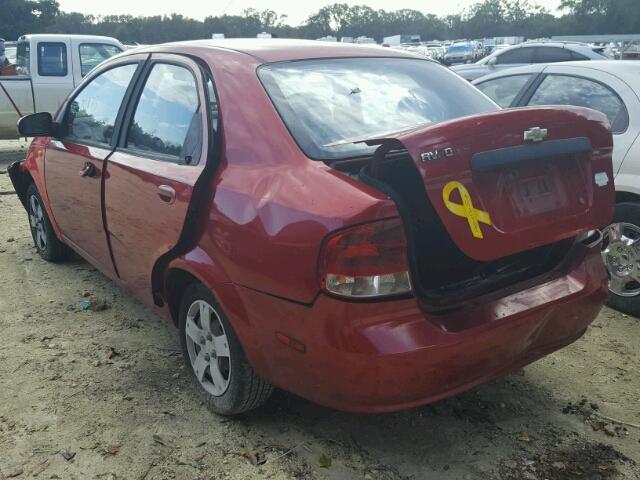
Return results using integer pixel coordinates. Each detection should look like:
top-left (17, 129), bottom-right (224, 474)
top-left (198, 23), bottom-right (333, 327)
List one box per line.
top-left (16, 41), bottom-right (30, 76)
top-left (258, 58), bottom-right (497, 160)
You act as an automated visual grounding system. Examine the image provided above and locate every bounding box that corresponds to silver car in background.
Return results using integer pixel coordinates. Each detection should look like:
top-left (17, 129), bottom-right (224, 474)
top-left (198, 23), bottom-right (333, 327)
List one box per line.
top-left (453, 41), bottom-right (609, 81)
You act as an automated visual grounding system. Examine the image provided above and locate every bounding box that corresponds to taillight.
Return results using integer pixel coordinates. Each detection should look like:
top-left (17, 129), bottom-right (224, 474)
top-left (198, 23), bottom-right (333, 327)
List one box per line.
top-left (319, 218), bottom-right (412, 298)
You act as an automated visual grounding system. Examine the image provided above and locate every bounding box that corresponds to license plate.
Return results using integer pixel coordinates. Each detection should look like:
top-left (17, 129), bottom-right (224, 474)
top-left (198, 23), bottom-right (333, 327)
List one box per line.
top-left (512, 170), bottom-right (564, 216)
top-left (520, 174), bottom-right (553, 201)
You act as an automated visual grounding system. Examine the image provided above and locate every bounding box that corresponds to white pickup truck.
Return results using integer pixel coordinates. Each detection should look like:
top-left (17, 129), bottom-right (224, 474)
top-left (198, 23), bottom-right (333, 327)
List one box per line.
top-left (0, 34), bottom-right (124, 139)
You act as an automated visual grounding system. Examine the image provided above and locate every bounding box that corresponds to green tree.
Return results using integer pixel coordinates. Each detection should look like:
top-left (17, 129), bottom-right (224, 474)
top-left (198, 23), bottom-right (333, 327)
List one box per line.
top-left (0, 0), bottom-right (60, 39)
top-left (3, 0), bottom-right (639, 48)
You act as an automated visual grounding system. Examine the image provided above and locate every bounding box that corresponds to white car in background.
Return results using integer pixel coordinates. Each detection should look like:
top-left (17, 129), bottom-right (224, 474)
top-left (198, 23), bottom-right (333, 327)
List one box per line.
top-left (0, 34), bottom-right (124, 139)
top-left (473, 61), bottom-right (640, 316)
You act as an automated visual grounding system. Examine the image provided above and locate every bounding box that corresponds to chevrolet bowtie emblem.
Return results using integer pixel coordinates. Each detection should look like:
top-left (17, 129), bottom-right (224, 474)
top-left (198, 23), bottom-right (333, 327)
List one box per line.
top-left (523, 127), bottom-right (548, 143)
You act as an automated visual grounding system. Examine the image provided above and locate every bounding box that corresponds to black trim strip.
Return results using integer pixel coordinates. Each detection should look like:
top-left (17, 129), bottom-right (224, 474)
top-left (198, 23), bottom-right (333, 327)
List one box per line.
top-left (471, 137), bottom-right (592, 172)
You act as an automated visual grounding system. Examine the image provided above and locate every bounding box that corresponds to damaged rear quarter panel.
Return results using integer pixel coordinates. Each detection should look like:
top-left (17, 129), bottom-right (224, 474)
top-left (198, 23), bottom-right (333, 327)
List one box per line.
top-left (185, 50), bottom-right (399, 304)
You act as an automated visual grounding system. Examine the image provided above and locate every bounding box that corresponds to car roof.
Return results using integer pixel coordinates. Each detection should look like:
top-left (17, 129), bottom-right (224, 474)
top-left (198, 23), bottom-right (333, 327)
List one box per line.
top-left (142, 38), bottom-right (415, 63)
top-left (19, 34), bottom-right (123, 44)
top-left (523, 41), bottom-right (589, 47)
top-left (472, 60), bottom-right (640, 85)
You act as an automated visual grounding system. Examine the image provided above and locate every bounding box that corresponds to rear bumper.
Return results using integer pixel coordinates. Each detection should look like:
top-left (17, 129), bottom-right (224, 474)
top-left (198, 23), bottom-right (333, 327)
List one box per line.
top-left (228, 240), bottom-right (607, 413)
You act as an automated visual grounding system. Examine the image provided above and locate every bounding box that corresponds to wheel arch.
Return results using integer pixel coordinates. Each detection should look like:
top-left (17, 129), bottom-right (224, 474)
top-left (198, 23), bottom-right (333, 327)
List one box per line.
top-left (162, 253), bottom-right (269, 382)
top-left (162, 247), bottom-right (233, 326)
top-left (165, 268), bottom-right (200, 326)
top-left (7, 161), bottom-right (34, 211)
top-left (616, 190), bottom-right (640, 205)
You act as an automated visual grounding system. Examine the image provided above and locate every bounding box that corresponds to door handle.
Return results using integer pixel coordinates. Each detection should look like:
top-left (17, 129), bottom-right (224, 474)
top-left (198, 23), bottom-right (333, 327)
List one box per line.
top-left (79, 162), bottom-right (97, 178)
top-left (157, 185), bottom-right (176, 204)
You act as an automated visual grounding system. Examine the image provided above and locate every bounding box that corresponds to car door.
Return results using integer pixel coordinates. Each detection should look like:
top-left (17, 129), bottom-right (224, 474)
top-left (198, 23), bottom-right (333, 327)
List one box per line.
top-left (32, 40), bottom-right (76, 114)
top-left (44, 56), bottom-right (146, 276)
top-left (520, 67), bottom-right (637, 175)
top-left (104, 54), bottom-right (213, 305)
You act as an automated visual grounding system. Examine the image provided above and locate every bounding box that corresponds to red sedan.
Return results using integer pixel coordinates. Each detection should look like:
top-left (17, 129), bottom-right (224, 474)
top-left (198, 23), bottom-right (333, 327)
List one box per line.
top-left (9, 39), bottom-right (615, 415)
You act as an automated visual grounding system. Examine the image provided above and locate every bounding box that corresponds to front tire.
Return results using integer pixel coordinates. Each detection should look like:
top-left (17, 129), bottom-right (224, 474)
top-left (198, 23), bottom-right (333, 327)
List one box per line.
top-left (602, 202), bottom-right (640, 317)
top-left (26, 183), bottom-right (72, 262)
top-left (178, 283), bottom-right (273, 415)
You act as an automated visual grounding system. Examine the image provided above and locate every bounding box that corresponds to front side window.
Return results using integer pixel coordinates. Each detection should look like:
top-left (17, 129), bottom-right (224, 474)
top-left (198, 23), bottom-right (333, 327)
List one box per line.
top-left (258, 58), bottom-right (498, 160)
top-left (126, 63), bottom-right (201, 164)
top-left (79, 43), bottom-right (123, 77)
top-left (476, 75), bottom-right (532, 108)
top-left (65, 64), bottom-right (138, 146)
top-left (37, 42), bottom-right (67, 76)
top-left (528, 74), bottom-right (628, 133)
top-left (496, 47), bottom-right (535, 65)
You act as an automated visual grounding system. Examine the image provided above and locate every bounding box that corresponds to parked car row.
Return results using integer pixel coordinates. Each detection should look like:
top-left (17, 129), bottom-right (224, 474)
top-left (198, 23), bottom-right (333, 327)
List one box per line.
top-left (390, 42), bottom-right (446, 63)
top-left (9, 39), bottom-right (615, 415)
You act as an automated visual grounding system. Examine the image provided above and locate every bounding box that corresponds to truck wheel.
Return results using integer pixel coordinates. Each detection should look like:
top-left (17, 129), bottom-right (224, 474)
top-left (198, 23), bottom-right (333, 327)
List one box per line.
top-left (602, 202), bottom-right (640, 318)
top-left (26, 183), bottom-right (72, 262)
top-left (178, 283), bottom-right (273, 415)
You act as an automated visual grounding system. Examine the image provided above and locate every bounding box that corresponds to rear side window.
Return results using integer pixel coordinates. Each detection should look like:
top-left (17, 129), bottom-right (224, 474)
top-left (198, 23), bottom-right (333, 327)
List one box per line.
top-left (571, 51), bottom-right (589, 60)
top-left (65, 64), bottom-right (138, 146)
top-left (16, 41), bottom-right (30, 76)
top-left (534, 47), bottom-right (574, 63)
top-left (126, 63), bottom-right (201, 164)
top-left (496, 47), bottom-right (535, 64)
top-left (476, 74), bottom-right (532, 108)
top-left (79, 43), bottom-right (123, 77)
top-left (37, 42), bottom-right (67, 76)
top-left (528, 75), bottom-right (628, 133)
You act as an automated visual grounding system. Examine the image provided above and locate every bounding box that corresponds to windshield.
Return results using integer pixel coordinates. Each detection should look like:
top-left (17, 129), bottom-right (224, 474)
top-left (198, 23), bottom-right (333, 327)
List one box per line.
top-left (258, 58), bottom-right (497, 160)
top-left (448, 45), bottom-right (472, 53)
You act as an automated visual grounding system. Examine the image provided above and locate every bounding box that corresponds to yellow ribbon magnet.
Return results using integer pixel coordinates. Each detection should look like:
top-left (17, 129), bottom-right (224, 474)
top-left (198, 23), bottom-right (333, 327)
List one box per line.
top-left (442, 181), bottom-right (492, 239)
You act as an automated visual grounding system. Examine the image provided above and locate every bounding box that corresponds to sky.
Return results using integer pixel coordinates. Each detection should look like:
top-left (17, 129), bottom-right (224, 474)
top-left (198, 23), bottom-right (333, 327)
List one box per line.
top-left (57, 0), bottom-right (564, 26)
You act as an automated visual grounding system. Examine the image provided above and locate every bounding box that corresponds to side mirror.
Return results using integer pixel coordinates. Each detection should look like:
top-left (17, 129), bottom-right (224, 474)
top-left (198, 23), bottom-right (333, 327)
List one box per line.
top-left (487, 57), bottom-right (497, 68)
top-left (17, 112), bottom-right (55, 137)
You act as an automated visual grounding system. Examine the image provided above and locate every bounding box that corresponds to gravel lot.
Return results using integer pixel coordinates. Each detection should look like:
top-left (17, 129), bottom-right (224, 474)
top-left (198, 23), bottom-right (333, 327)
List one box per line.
top-left (0, 140), bottom-right (639, 480)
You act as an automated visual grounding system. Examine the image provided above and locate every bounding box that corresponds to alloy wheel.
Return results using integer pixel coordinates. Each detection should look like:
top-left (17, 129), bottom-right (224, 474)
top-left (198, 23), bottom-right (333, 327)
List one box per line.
top-left (184, 299), bottom-right (231, 396)
top-left (29, 194), bottom-right (47, 251)
top-left (602, 222), bottom-right (640, 297)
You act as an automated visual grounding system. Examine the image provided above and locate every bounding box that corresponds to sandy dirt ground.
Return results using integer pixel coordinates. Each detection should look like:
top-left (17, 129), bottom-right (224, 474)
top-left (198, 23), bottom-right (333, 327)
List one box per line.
top-left (0, 140), bottom-right (639, 480)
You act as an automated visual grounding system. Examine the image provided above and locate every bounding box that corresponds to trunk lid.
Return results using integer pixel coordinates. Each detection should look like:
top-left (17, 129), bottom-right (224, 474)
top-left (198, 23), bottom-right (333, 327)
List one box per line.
top-left (365, 106), bottom-right (614, 262)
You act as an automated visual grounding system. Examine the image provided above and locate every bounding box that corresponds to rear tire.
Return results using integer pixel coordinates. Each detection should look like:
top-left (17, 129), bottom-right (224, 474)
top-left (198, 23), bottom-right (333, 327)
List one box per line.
top-left (603, 202), bottom-right (640, 318)
top-left (26, 183), bottom-right (72, 262)
top-left (178, 283), bottom-right (273, 415)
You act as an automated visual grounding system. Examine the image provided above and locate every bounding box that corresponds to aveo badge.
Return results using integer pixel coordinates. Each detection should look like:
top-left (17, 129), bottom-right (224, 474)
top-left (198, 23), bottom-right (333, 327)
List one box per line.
top-left (442, 181), bottom-right (492, 239)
